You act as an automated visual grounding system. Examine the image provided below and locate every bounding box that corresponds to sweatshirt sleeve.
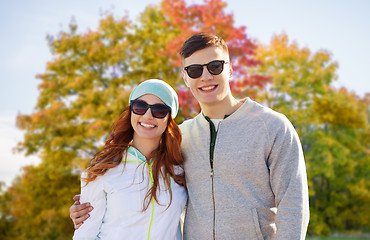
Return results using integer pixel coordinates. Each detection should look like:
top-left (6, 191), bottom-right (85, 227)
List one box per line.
top-left (73, 172), bottom-right (107, 240)
top-left (267, 116), bottom-right (309, 240)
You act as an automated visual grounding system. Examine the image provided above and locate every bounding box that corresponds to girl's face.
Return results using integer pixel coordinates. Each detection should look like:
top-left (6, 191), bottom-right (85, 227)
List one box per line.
top-left (131, 94), bottom-right (169, 145)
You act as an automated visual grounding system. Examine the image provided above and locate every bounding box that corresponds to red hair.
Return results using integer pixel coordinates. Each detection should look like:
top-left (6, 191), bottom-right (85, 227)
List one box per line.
top-left (83, 107), bottom-right (186, 210)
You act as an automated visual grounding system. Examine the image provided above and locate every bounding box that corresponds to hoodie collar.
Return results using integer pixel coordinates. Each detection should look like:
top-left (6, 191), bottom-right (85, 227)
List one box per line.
top-left (127, 146), bottom-right (147, 162)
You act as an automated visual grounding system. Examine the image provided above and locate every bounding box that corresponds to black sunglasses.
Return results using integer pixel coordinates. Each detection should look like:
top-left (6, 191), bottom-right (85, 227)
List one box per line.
top-left (130, 99), bottom-right (171, 119)
top-left (184, 60), bottom-right (229, 79)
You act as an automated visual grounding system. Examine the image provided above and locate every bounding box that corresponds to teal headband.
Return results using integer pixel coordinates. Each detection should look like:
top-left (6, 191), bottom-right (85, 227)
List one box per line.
top-left (129, 79), bottom-right (179, 118)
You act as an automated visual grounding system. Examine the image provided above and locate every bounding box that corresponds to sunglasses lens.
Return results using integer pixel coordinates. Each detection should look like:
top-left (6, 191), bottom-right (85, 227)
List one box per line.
top-left (187, 66), bottom-right (203, 79)
top-left (208, 60), bottom-right (224, 75)
top-left (132, 100), bottom-right (148, 115)
top-left (185, 60), bottom-right (225, 79)
top-left (151, 104), bottom-right (170, 118)
top-left (131, 100), bottom-right (169, 118)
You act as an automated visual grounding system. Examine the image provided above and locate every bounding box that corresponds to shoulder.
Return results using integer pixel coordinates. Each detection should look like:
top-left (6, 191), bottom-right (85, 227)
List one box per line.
top-left (179, 113), bottom-right (206, 131)
top-left (243, 98), bottom-right (292, 128)
top-left (81, 161), bottom-right (126, 182)
top-left (179, 115), bottom-right (197, 129)
top-left (234, 99), bottom-right (299, 142)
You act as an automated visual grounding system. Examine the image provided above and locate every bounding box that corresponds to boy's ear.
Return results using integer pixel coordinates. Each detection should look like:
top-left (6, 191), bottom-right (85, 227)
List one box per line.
top-left (182, 71), bottom-right (190, 87)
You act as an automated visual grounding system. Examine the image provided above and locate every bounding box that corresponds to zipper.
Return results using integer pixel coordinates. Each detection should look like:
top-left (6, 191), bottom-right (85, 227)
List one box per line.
top-left (147, 162), bottom-right (154, 240)
top-left (211, 122), bottom-right (220, 240)
top-left (206, 117), bottom-right (222, 240)
top-left (211, 169), bottom-right (216, 240)
top-left (125, 157), bottom-right (154, 240)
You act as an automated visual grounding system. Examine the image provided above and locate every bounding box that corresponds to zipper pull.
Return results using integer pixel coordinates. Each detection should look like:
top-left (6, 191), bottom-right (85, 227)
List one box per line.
top-left (210, 169), bottom-right (214, 177)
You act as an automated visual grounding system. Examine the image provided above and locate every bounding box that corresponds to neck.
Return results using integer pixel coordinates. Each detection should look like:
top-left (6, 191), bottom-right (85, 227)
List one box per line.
top-left (131, 137), bottom-right (160, 159)
top-left (201, 96), bottom-right (241, 119)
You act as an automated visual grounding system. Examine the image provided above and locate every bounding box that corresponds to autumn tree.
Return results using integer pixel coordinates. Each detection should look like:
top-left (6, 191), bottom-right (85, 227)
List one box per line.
top-left (1, 164), bottom-right (80, 240)
top-left (161, 0), bottom-right (269, 118)
top-left (251, 33), bottom-right (370, 236)
top-left (1, 0), bottom-right (263, 239)
top-left (0, 182), bottom-right (16, 239)
top-left (251, 33), bottom-right (337, 129)
top-left (306, 88), bottom-right (369, 235)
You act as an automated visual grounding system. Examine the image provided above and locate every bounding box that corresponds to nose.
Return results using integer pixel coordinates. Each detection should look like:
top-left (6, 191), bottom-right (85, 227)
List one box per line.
top-left (200, 65), bottom-right (213, 80)
top-left (142, 107), bottom-right (154, 119)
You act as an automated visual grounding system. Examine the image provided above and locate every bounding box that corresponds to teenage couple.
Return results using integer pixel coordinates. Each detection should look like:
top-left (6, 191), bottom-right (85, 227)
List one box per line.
top-left (71, 33), bottom-right (309, 240)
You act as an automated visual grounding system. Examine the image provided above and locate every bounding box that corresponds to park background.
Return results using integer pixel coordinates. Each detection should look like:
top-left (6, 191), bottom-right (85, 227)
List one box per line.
top-left (0, 0), bottom-right (369, 239)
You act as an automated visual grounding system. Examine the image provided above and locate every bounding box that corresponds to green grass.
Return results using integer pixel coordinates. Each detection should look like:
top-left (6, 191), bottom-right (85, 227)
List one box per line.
top-left (308, 238), bottom-right (368, 240)
top-left (307, 234), bottom-right (370, 240)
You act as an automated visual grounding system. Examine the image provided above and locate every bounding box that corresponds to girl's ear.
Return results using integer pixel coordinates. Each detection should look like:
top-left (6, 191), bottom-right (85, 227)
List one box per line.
top-left (229, 63), bottom-right (233, 80)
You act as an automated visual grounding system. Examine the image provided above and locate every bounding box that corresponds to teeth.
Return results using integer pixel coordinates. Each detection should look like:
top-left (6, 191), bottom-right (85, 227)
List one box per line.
top-left (201, 86), bottom-right (216, 91)
top-left (140, 123), bottom-right (155, 128)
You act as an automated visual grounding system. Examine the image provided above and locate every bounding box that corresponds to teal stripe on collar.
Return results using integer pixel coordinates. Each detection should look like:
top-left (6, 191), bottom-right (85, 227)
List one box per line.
top-left (127, 146), bottom-right (147, 162)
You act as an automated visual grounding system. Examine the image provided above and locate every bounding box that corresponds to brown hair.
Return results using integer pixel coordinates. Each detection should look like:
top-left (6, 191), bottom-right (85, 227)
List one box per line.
top-left (180, 32), bottom-right (229, 60)
top-left (82, 107), bottom-right (186, 210)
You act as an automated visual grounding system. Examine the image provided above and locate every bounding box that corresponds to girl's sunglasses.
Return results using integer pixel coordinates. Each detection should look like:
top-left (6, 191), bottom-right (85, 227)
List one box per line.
top-left (184, 60), bottom-right (229, 79)
top-left (130, 99), bottom-right (170, 119)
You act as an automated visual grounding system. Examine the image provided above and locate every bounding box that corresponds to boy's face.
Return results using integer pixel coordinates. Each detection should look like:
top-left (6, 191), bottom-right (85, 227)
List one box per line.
top-left (182, 46), bottom-right (233, 107)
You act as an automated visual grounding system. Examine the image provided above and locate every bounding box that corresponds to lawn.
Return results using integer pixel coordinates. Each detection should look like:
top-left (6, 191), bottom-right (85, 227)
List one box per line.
top-left (307, 234), bottom-right (370, 240)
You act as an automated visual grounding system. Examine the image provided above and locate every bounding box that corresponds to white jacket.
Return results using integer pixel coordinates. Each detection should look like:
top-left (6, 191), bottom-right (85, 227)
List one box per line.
top-left (73, 147), bottom-right (187, 240)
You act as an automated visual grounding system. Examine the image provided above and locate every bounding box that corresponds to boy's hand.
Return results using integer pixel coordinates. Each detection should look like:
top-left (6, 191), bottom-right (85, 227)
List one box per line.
top-left (69, 195), bottom-right (93, 229)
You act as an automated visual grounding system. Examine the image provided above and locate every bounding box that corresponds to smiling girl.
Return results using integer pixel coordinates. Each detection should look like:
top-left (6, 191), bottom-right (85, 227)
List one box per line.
top-left (73, 79), bottom-right (187, 240)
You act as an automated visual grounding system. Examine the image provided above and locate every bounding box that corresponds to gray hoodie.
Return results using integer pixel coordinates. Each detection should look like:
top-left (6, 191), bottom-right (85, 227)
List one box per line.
top-left (180, 98), bottom-right (309, 240)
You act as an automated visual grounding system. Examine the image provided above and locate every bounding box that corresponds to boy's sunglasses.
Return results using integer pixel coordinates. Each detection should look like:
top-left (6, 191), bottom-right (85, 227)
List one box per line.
top-left (130, 99), bottom-right (170, 119)
top-left (184, 60), bottom-right (229, 79)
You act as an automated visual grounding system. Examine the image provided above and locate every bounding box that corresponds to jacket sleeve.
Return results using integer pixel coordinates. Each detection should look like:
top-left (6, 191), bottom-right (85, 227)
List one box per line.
top-left (267, 116), bottom-right (309, 240)
top-left (73, 172), bottom-right (107, 240)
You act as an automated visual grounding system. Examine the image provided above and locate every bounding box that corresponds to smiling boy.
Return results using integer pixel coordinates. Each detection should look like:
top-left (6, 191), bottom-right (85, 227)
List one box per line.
top-left (179, 33), bottom-right (309, 240)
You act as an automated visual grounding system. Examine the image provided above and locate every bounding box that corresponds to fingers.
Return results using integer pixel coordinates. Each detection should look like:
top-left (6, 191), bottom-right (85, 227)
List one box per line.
top-left (73, 194), bottom-right (81, 202)
top-left (70, 202), bottom-right (93, 215)
top-left (74, 222), bottom-right (83, 230)
top-left (70, 201), bottom-right (93, 229)
top-left (73, 213), bottom-right (90, 229)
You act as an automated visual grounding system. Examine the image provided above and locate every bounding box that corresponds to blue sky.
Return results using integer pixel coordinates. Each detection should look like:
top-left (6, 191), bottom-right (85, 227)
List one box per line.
top-left (1, 0), bottom-right (369, 186)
